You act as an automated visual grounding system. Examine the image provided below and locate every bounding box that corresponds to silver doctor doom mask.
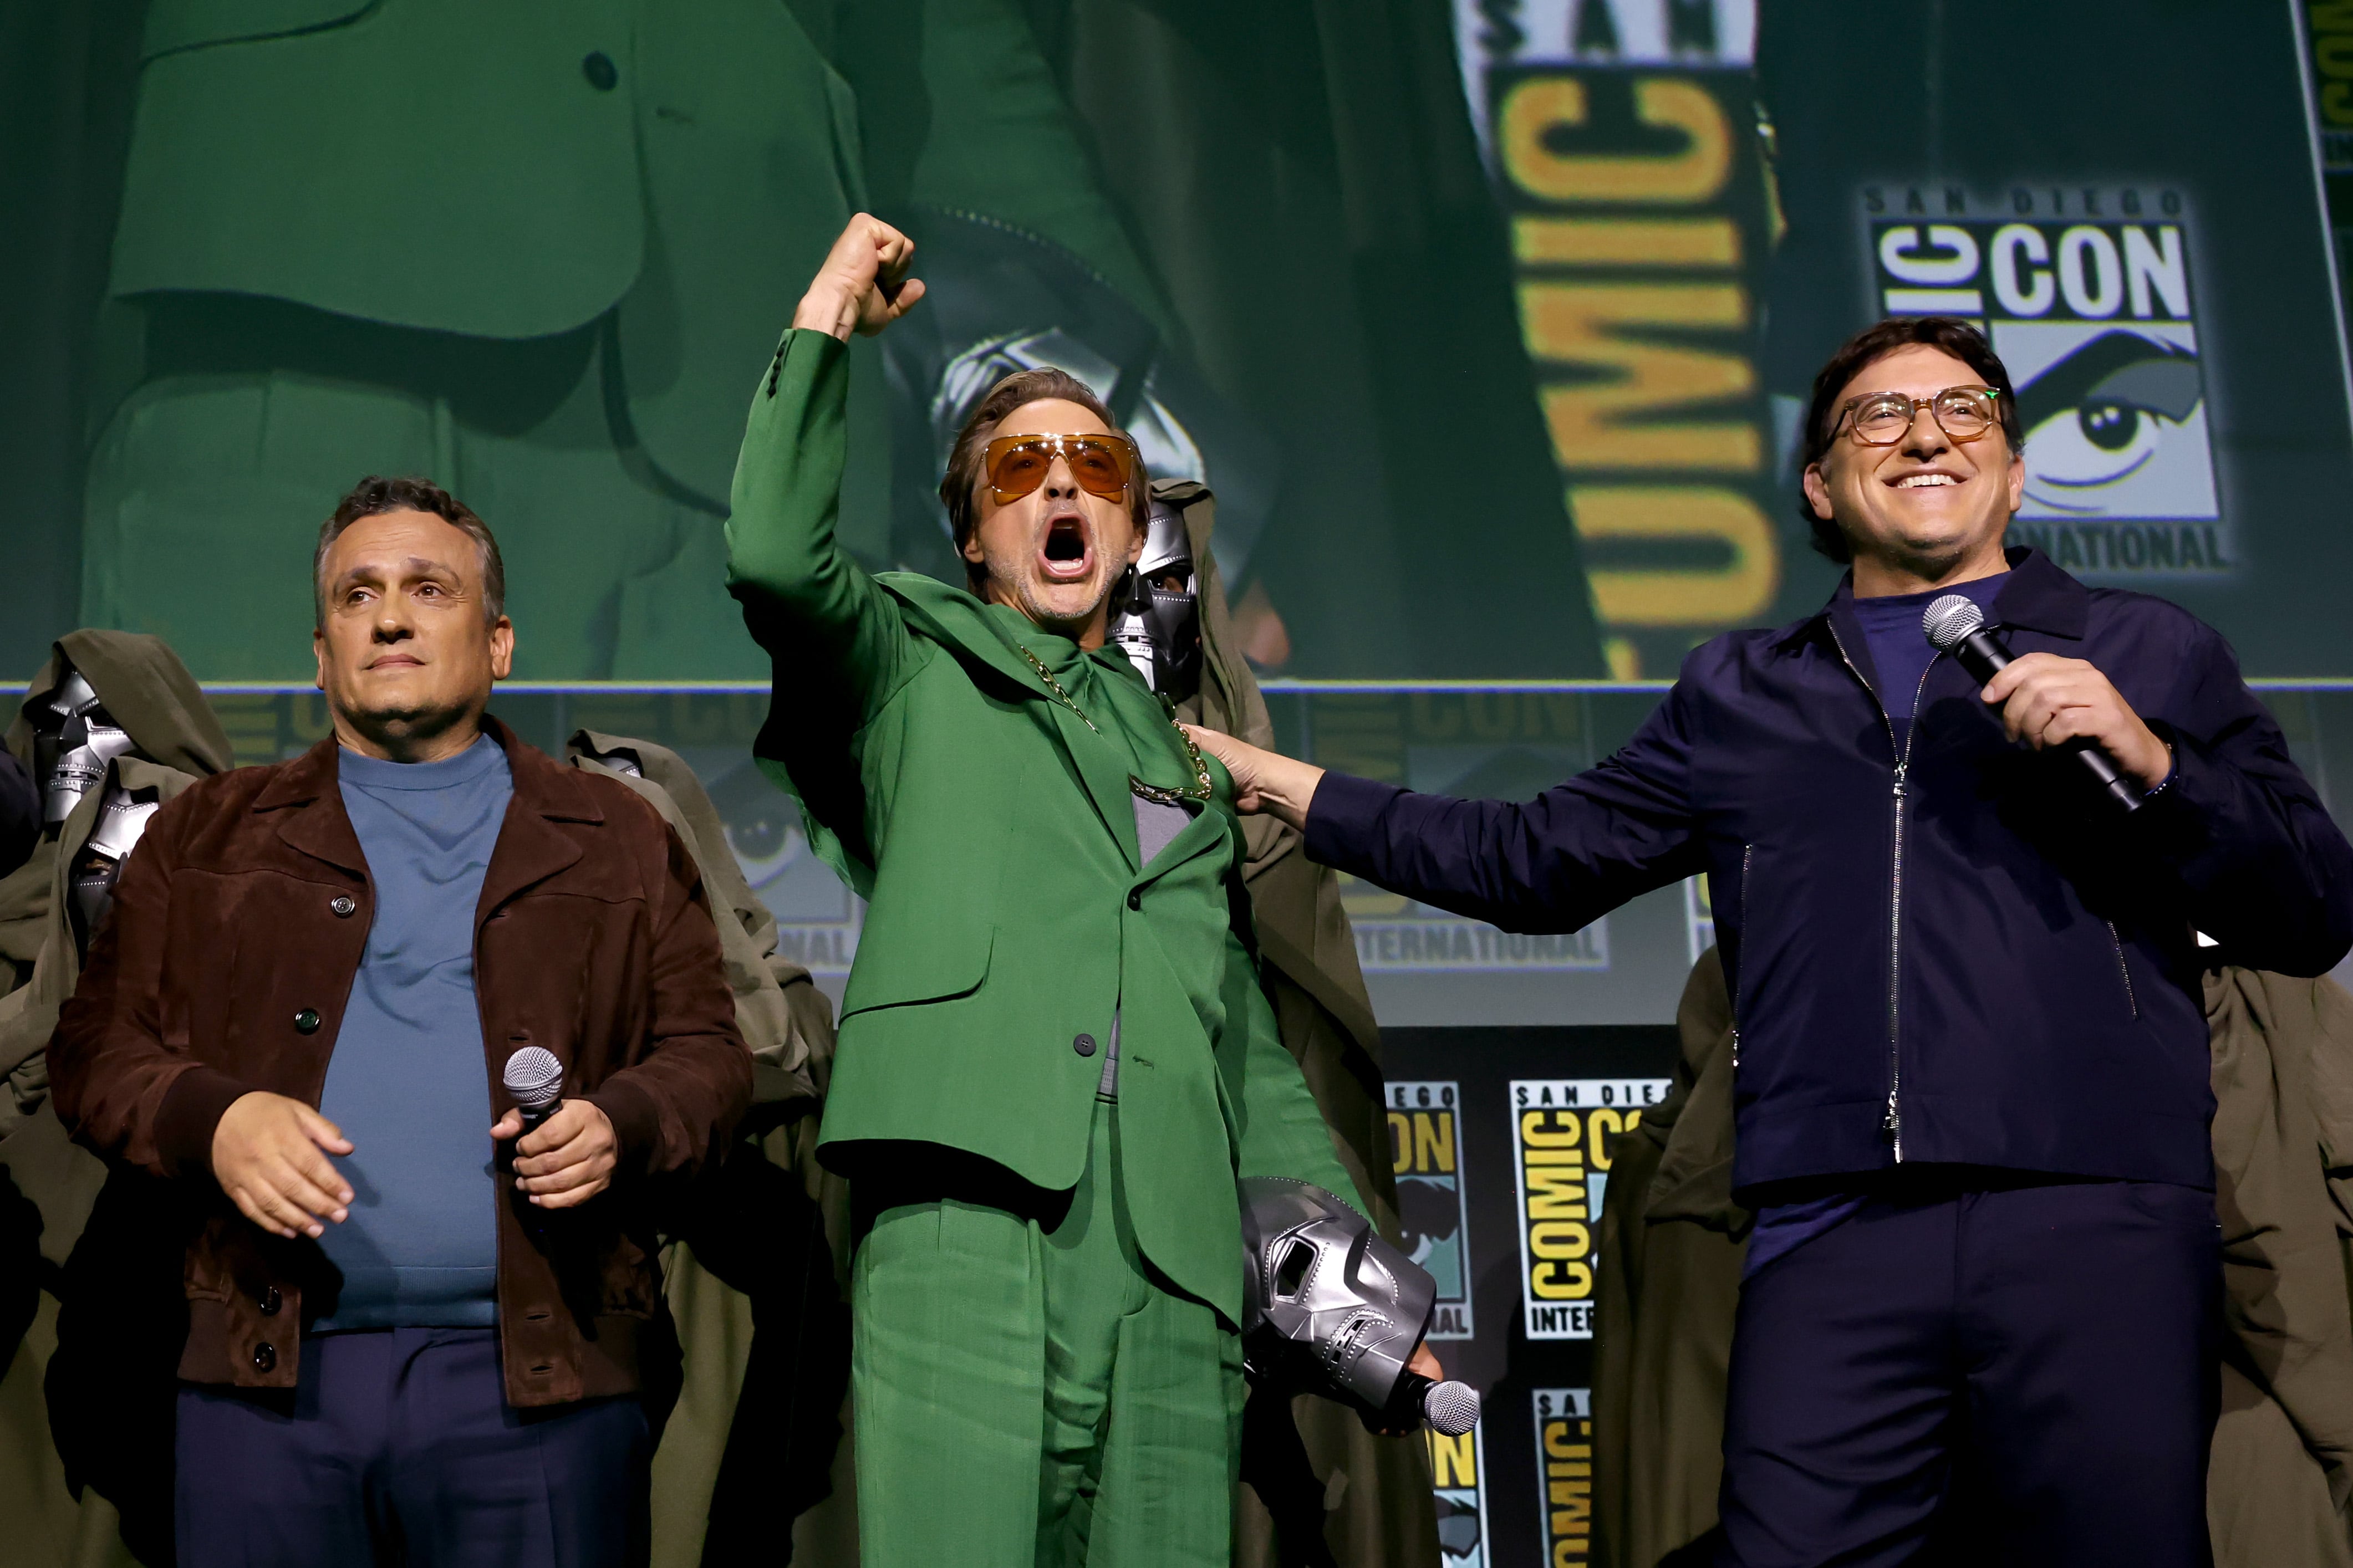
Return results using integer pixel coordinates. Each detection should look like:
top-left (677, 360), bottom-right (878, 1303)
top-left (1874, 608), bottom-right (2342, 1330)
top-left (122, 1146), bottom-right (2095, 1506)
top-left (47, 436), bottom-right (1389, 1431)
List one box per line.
top-left (69, 782), bottom-right (161, 954)
top-left (1109, 499), bottom-right (1201, 704)
top-left (1239, 1177), bottom-right (1435, 1413)
top-left (32, 668), bottom-right (135, 831)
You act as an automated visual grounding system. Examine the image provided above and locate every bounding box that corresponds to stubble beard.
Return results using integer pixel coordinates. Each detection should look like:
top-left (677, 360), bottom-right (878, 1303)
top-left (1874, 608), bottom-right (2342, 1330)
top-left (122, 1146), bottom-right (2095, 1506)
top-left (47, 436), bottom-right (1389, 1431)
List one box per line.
top-left (982, 552), bottom-right (1116, 641)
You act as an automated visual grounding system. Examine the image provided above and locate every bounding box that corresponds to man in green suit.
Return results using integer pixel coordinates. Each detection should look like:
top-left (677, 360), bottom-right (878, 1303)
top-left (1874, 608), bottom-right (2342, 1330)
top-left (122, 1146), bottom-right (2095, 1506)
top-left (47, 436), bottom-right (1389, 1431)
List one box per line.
top-left (727, 216), bottom-right (1414, 1567)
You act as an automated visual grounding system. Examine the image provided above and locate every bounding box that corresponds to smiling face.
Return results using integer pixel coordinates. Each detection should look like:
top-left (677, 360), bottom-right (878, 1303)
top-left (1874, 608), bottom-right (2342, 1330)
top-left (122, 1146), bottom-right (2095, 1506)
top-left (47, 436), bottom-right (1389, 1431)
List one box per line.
top-left (313, 509), bottom-right (513, 761)
top-left (960, 397), bottom-right (1143, 645)
top-left (1802, 343), bottom-right (2025, 594)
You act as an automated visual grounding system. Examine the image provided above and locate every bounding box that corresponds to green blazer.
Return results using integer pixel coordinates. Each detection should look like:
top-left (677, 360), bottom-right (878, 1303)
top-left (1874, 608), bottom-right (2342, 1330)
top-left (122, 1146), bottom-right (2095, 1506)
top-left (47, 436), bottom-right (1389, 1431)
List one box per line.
top-left (725, 327), bottom-right (1359, 1324)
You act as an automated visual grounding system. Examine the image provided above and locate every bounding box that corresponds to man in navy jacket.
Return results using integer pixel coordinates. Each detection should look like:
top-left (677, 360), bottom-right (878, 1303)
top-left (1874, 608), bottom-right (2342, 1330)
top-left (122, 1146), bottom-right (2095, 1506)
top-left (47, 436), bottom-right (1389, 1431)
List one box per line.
top-left (1190, 318), bottom-right (2353, 1566)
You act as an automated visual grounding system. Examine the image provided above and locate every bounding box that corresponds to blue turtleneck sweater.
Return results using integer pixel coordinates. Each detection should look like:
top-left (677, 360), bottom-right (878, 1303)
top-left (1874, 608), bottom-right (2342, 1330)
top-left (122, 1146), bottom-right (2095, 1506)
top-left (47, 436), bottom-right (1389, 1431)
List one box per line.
top-left (313, 735), bottom-right (512, 1329)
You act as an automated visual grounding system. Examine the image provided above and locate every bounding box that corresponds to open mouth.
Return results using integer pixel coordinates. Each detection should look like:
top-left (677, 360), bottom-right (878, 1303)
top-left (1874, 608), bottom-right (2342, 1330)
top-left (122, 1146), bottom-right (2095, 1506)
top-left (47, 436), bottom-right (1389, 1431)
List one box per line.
top-left (1040, 515), bottom-right (1093, 583)
top-left (1889, 471), bottom-right (1962, 489)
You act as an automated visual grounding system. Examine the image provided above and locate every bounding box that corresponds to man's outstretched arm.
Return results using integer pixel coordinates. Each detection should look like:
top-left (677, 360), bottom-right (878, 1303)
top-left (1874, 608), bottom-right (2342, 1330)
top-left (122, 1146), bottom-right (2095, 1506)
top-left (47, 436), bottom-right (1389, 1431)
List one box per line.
top-left (1186, 682), bottom-right (1707, 934)
top-left (727, 216), bottom-right (930, 737)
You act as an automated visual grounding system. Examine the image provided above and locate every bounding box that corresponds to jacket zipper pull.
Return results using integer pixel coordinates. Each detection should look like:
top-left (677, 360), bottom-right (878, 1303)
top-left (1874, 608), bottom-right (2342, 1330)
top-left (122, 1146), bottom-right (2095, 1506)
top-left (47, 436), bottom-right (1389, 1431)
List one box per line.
top-left (1882, 1092), bottom-right (1901, 1136)
top-left (1730, 1028), bottom-right (1740, 1068)
top-left (1892, 761), bottom-right (1908, 799)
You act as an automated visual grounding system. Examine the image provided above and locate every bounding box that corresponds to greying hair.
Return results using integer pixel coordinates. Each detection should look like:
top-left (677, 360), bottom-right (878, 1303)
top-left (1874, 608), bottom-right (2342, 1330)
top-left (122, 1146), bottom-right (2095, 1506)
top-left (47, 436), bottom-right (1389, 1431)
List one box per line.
top-left (314, 475), bottom-right (506, 627)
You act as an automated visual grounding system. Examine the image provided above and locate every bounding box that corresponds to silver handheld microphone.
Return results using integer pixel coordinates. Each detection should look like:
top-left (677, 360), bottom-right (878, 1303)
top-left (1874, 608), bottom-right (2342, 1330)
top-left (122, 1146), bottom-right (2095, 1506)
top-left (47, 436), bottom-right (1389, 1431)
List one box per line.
top-left (1391, 1371), bottom-right (1482, 1437)
top-left (502, 1046), bottom-right (564, 1133)
top-left (1923, 595), bottom-right (2145, 814)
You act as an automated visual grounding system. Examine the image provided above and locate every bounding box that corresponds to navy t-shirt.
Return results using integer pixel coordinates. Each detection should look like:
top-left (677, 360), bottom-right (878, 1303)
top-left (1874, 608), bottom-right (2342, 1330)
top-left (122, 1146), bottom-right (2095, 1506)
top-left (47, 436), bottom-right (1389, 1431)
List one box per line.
top-left (1848, 572), bottom-right (2008, 751)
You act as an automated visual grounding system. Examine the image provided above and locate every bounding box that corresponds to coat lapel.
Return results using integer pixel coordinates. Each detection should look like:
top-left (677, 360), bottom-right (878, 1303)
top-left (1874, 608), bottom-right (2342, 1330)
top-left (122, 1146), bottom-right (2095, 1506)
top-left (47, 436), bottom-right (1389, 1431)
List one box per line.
top-left (1047, 701), bottom-right (1142, 872)
top-left (887, 573), bottom-right (1148, 870)
top-left (255, 740), bottom-right (368, 880)
top-left (475, 719), bottom-right (595, 922)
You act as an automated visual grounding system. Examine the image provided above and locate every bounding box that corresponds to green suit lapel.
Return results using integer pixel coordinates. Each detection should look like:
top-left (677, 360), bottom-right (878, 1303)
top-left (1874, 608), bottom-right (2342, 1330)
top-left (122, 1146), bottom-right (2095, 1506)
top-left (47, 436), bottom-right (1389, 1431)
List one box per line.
top-left (880, 572), bottom-right (1140, 870)
top-left (1051, 701), bottom-right (1143, 872)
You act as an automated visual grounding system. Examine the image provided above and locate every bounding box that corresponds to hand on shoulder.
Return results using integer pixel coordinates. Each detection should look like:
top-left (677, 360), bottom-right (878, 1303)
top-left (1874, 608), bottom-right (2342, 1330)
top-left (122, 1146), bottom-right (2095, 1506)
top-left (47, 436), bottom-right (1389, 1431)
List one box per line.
top-left (1182, 725), bottom-right (1325, 832)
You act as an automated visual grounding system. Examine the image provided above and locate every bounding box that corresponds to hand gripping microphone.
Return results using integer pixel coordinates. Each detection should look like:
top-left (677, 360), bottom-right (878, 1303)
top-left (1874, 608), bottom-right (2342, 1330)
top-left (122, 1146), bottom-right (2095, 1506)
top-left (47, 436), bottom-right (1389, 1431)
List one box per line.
top-left (1239, 1178), bottom-right (1482, 1436)
top-left (502, 1046), bottom-right (565, 1134)
top-left (1922, 595), bottom-right (2145, 814)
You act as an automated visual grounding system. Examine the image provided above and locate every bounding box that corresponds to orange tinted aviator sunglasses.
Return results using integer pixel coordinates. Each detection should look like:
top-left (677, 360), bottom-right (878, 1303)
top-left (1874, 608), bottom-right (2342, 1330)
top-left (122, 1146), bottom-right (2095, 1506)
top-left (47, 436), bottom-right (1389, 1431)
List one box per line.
top-left (984, 433), bottom-right (1138, 505)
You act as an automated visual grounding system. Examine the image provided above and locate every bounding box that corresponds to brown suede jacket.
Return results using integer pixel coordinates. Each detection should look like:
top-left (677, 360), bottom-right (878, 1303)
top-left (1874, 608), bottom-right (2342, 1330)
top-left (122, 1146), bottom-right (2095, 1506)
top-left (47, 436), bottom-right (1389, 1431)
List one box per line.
top-left (45, 718), bottom-right (752, 1407)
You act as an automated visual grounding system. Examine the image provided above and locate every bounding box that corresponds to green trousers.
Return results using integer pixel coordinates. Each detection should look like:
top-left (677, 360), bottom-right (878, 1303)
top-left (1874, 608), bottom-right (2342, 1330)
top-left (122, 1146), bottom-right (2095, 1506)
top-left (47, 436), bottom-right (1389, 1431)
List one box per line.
top-left (851, 1100), bottom-right (1244, 1568)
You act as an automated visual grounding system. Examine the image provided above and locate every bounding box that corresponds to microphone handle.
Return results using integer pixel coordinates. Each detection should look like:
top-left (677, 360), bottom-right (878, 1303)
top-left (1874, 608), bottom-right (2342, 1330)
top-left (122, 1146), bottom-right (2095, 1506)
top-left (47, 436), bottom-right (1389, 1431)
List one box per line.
top-left (518, 1099), bottom-right (558, 1136)
top-left (1950, 630), bottom-right (2144, 814)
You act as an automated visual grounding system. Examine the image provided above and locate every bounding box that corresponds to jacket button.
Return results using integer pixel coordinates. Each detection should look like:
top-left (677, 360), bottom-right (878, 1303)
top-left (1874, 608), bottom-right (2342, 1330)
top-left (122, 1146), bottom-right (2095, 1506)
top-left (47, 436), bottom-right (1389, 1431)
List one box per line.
top-left (252, 1344), bottom-right (276, 1372)
top-left (329, 895), bottom-right (356, 918)
top-left (258, 1286), bottom-right (281, 1316)
top-left (1073, 1034), bottom-right (1097, 1058)
top-left (293, 1009), bottom-right (321, 1035)
top-left (582, 50), bottom-right (618, 90)
top-left (1127, 890), bottom-right (1142, 911)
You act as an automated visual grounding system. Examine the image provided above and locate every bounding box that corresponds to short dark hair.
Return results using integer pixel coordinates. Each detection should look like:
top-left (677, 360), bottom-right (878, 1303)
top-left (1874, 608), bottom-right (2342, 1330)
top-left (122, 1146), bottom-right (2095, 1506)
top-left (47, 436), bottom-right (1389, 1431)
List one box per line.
top-left (314, 476), bottom-right (506, 627)
top-left (939, 368), bottom-right (1150, 591)
top-left (1797, 316), bottom-right (2026, 564)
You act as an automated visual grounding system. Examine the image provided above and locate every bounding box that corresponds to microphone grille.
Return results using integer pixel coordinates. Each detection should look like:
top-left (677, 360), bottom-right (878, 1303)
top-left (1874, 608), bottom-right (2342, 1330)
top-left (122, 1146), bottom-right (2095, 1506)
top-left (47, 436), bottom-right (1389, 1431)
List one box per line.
top-left (503, 1046), bottom-right (564, 1110)
top-left (1922, 593), bottom-right (1986, 652)
top-left (1424, 1380), bottom-right (1481, 1437)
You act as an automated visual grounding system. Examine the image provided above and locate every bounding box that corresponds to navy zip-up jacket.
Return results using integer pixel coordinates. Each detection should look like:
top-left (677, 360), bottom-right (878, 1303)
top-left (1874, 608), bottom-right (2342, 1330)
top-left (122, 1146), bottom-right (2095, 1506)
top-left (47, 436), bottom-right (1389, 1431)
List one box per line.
top-left (1307, 550), bottom-right (2353, 1192)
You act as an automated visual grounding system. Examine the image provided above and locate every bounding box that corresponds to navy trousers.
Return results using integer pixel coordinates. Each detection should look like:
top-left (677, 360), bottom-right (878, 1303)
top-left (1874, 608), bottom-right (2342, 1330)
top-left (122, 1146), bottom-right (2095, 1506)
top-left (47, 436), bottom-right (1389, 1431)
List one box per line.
top-left (1716, 1176), bottom-right (2219, 1567)
top-left (175, 1327), bottom-right (650, 1568)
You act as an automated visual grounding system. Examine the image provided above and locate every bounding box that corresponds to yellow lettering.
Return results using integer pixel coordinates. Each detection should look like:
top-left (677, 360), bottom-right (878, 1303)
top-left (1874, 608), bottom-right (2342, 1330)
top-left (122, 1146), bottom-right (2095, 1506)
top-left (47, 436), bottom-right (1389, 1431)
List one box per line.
top-left (1515, 216), bottom-right (1741, 267)
top-left (1587, 1108), bottom-right (1624, 1168)
top-left (1530, 1221), bottom-right (1592, 1260)
top-left (1525, 1165), bottom-right (1590, 1220)
top-left (1531, 1259), bottom-right (1593, 1299)
top-left (1522, 283), bottom-right (1759, 471)
top-left (1521, 1110), bottom-right (1581, 1147)
top-left (1572, 487), bottom-right (1780, 624)
top-left (1387, 1111), bottom-right (1412, 1175)
top-left (1427, 1428), bottom-right (1477, 1488)
top-left (1544, 1427), bottom-right (1590, 1460)
top-left (1413, 1112), bottom-right (1456, 1175)
top-left (1500, 78), bottom-right (1731, 205)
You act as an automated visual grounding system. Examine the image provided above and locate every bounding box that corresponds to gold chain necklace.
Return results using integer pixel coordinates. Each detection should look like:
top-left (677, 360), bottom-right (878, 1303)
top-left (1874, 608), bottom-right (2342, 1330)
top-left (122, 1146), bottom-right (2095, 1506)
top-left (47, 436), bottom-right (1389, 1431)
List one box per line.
top-left (1016, 643), bottom-right (1214, 805)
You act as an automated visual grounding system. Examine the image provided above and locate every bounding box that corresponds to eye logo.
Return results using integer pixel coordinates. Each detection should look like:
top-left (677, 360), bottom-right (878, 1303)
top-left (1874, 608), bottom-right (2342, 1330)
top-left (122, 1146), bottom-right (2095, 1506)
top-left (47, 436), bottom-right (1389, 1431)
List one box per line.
top-left (1863, 186), bottom-right (2229, 576)
top-left (2011, 328), bottom-right (2213, 520)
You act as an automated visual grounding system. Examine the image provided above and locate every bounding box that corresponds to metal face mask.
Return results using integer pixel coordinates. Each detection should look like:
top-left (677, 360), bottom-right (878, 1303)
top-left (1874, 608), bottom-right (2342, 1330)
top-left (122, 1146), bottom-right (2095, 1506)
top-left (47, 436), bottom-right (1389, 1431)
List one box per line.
top-left (69, 782), bottom-right (161, 952)
top-left (1239, 1177), bottom-right (1435, 1412)
top-left (32, 668), bottom-right (135, 830)
top-left (1109, 499), bottom-right (1201, 703)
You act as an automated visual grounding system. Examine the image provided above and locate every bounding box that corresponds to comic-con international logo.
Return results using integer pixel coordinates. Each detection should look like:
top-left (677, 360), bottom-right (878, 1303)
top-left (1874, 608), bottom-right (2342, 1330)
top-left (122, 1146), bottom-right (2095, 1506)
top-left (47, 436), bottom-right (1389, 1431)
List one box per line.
top-left (1864, 184), bottom-right (2227, 578)
top-left (1511, 1079), bottom-right (1670, 1339)
top-left (1427, 1419), bottom-right (1493, 1568)
top-left (1531, 1388), bottom-right (1594, 1567)
top-left (1388, 1081), bottom-right (1475, 1340)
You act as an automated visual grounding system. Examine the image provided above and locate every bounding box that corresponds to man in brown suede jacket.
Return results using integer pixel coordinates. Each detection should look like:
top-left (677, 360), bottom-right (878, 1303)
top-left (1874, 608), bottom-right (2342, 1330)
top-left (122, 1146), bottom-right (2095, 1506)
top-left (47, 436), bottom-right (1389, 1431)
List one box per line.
top-left (47, 476), bottom-right (752, 1568)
